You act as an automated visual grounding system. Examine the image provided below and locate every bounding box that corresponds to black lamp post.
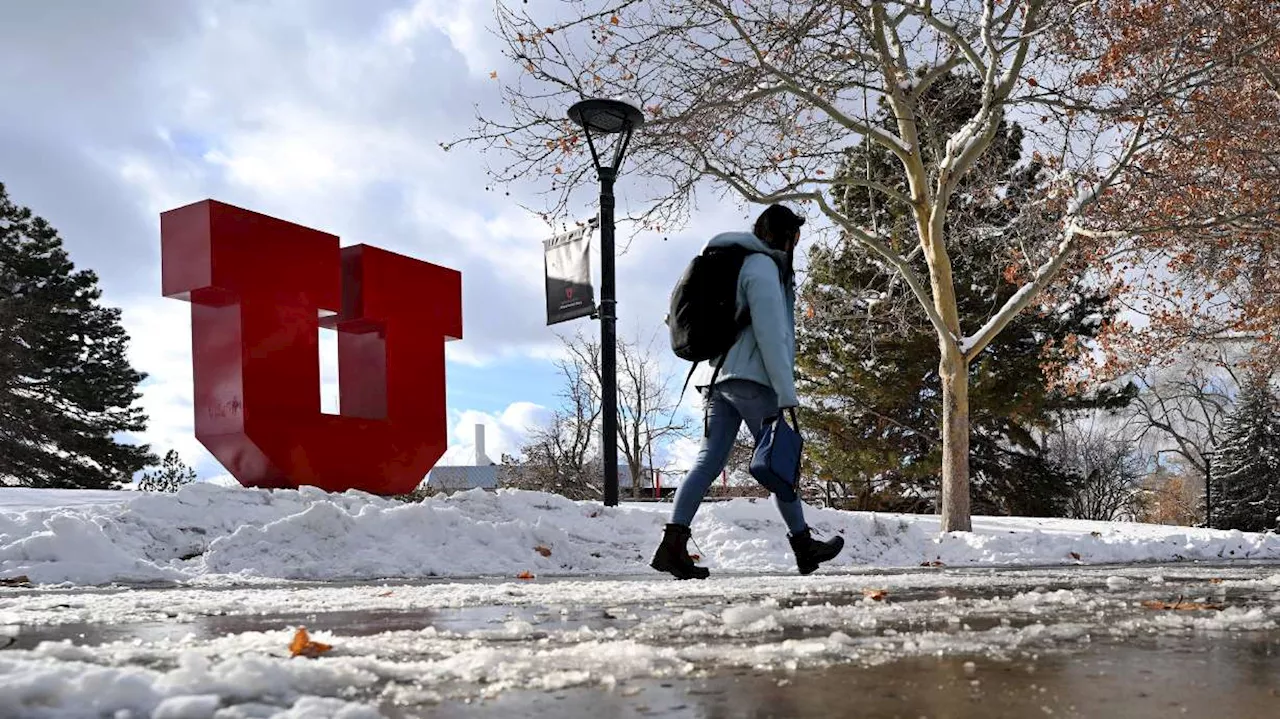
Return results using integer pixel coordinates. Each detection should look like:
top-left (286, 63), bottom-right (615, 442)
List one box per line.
top-left (568, 97), bottom-right (644, 508)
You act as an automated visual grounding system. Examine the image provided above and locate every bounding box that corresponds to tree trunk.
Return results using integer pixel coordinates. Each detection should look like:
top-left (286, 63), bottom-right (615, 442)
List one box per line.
top-left (629, 457), bottom-right (642, 500)
top-left (939, 345), bottom-right (972, 532)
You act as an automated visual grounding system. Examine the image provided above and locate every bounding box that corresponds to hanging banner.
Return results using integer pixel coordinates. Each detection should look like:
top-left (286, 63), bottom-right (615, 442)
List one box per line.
top-left (543, 224), bottom-right (596, 325)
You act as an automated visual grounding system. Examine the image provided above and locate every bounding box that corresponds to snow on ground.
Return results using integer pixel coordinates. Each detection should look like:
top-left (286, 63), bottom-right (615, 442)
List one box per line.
top-left (2, 566), bottom-right (1278, 717)
top-left (3, 484), bottom-right (1280, 586)
top-left (0, 488), bottom-right (137, 513)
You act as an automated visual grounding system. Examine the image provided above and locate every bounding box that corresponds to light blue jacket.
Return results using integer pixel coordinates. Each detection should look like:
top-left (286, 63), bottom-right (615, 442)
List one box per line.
top-left (691, 231), bottom-right (799, 408)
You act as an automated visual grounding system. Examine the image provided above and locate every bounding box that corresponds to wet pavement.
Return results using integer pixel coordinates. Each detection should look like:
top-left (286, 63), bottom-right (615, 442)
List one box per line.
top-left (3, 564), bottom-right (1280, 717)
top-left (419, 634), bottom-right (1280, 718)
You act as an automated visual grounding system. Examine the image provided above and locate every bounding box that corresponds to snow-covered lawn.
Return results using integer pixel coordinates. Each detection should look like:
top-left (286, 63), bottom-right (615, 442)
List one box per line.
top-left (2, 484), bottom-right (1279, 586)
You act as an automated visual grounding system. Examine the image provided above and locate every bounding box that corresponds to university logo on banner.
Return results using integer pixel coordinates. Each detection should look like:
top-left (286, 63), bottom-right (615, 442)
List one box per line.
top-left (543, 224), bottom-right (596, 325)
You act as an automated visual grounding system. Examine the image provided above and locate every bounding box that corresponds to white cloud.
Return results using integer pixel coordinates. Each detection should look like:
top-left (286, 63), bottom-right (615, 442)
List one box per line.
top-left (384, 0), bottom-right (498, 77)
top-left (120, 301), bottom-right (212, 472)
top-left (439, 402), bottom-right (552, 465)
top-left (1, 0), bottom-right (783, 489)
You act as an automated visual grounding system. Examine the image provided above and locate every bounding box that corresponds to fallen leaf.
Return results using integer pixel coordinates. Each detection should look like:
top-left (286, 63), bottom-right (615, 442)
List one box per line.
top-left (610, 14), bottom-right (620, 25)
top-left (534, 545), bottom-right (552, 557)
top-left (489, 71), bottom-right (498, 79)
top-left (1069, 552), bottom-right (1081, 561)
top-left (1208, 578), bottom-right (1224, 584)
top-left (920, 560), bottom-right (945, 568)
top-left (517, 571), bottom-right (536, 580)
top-left (289, 627), bottom-right (333, 658)
top-left (1090, 531), bottom-right (1102, 537)
top-left (863, 589), bottom-right (889, 601)
top-left (589, 511), bottom-right (599, 518)
top-left (0, 575), bottom-right (31, 587)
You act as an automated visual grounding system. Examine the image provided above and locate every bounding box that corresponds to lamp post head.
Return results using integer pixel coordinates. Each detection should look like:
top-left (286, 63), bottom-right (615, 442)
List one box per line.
top-left (567, 98), bottom-right (644, 175)
top-left (568, 98), bottom-right (645, 135)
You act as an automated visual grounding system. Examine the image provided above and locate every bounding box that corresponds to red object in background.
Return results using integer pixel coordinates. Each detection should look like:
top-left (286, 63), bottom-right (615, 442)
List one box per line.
top-left (161, 200), bottom-right (462, 495)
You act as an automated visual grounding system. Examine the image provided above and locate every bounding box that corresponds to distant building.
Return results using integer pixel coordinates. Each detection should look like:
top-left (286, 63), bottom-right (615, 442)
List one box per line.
top-left (619, 465), bottom-right (681, 499)
top-left (426, 465), bottom-right (502, 492)
top-left (426, 424), bottom-right (501, 492)
top-left (425, 425), bottom-right (684, 498)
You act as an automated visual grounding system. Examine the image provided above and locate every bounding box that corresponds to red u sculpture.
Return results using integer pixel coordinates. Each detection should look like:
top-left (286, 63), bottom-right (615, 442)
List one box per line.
top-left (161, 200), bottom-right (462, 495)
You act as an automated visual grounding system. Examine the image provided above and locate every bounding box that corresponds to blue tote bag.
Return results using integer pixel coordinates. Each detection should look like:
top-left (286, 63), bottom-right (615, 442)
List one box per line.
top-left (750, 409), bottom-right (803, 502)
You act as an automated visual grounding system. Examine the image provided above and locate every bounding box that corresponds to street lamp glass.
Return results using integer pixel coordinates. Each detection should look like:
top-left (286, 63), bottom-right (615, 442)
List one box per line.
top-left (568, 98), bottom-right (645, 135)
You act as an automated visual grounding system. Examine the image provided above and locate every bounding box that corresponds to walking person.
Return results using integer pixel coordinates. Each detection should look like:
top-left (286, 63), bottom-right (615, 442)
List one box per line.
top-left (652, 204), bottom-right (844, 580)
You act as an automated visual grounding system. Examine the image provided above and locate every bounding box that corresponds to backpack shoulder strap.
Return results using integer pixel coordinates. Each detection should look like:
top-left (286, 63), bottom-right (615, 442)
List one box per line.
top-left (707, 245), bottom-right (763, 326)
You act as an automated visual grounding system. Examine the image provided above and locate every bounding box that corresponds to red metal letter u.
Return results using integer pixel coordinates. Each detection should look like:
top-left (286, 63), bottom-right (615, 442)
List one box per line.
top-left (161, 200), bottom-right (462, 495)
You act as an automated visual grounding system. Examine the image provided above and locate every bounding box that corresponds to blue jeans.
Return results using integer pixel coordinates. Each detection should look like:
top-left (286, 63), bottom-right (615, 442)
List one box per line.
top-left (671, 379), bottom-right (808, 533)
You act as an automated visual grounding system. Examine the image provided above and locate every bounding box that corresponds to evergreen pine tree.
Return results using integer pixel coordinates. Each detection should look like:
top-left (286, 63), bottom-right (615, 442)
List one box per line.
top-left (1209, 374), bottom-right (1280, 531)
top-left (797, 73), bottom-right (1132, 515)
top-left (138, 450), bottom-right (198, 493)
top-left (0, 183), bottom-right (154, 489)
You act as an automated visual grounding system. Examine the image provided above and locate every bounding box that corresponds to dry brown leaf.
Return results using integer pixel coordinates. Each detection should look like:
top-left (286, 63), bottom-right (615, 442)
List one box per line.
top-left (289, 626), bottom-right (333, 658)
top-left (920, 560), bottom-right (945, 568)
top-left (534, 545), bottom-right (552, 557)
top-left (488, 71), bottom-right (498, 79)
top-left (610, 15), bottom-right (620, 25)
top-left (0, 575), bottom-right (31, 587)
top-left (516, 571), bottom-right (536, 580)
top-left (863, 589), bottom-right (888, 601)
top-left (1069, 552), bottom-right (1082, 561)
top-left (1208, 578), bottom-right (1225, 584)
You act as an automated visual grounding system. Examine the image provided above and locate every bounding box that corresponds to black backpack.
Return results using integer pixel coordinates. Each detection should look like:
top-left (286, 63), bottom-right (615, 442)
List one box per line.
top-left (668, 246), bottom-right (758, 396)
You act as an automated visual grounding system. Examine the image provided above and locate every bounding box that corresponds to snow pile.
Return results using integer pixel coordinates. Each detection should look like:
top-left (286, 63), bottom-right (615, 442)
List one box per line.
top-left (1, 649), bottom-right (382, 719)
top-left (3, 484), bottom-right (1280, 586)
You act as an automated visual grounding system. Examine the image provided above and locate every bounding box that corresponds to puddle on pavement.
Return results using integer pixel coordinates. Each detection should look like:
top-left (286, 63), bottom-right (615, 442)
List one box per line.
top-left (407, 632), bottom-right (1280, 719)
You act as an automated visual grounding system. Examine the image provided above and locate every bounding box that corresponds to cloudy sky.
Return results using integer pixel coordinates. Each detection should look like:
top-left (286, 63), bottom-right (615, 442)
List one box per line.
top-left (1, 0), bottom-right (769, 479)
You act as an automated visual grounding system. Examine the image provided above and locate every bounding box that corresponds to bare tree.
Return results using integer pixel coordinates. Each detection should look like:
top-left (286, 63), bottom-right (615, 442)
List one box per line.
top-left (502, 341), bottom-right (603, 499)
top-left (614, 334), bottom-right (691, 497)
top-left (1127, 348), bottom-right (1245, 523)
top-left (458, 1), bottom-right (1277, 531)
top-left (506, 331), bottom-right (689, 499)
top-left (1045, 415), bottom-right (1145, 522)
